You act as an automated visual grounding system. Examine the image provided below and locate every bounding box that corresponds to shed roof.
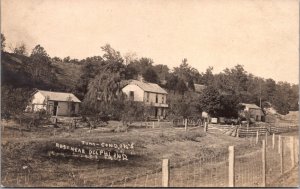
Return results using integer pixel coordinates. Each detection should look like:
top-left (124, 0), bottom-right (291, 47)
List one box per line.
top-left (37, 90), bottom-right (81, 103)
top-left (125, 80), bottom-right (168, 94)
top-left (194, 84), bottom-right (206, 93)
top-left (240, 103), bottom-right (261, 109)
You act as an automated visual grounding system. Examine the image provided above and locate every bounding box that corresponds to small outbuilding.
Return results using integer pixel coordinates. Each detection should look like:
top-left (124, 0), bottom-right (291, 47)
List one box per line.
top-left (26, 90), bottom-right (81, 116)
top-left (239, 103), bottom-right (265, 122)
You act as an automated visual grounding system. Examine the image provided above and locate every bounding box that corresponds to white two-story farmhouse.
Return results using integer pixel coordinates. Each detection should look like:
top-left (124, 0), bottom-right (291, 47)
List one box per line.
top-left (122, 80), bottom-right (168, 119)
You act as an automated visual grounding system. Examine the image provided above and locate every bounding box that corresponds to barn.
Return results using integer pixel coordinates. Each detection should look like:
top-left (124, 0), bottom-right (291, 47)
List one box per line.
top-left (26, 90), bottom-right (81, 116)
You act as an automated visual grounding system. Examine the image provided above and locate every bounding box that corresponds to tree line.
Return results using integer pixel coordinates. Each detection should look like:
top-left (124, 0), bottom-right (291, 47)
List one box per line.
top-left (1, 33), bottom-right (298, 120)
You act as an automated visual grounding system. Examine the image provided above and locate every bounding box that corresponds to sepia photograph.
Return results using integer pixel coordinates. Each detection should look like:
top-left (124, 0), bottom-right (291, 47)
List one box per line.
top-left (1, 0), bottom-right (299, 187)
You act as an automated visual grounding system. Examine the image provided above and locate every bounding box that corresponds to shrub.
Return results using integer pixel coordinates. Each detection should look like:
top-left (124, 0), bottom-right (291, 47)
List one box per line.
top-left (177, 131), bottom-right (206, 141)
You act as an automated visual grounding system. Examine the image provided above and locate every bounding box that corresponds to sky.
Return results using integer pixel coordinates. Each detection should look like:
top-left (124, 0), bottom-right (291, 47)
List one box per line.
top-left (2, 0), bottom-right (299, 84)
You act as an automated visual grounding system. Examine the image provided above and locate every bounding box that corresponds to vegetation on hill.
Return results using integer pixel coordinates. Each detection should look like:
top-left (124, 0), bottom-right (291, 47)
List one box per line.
top-left (1, 33), bottom-right (298, 119)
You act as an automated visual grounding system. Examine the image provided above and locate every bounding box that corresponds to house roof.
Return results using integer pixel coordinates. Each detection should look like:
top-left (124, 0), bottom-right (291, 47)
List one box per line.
top-left (37, 90), bottom-right (81, 103)
top-left (194, 84), bottom-right (206, 93)
top-left (125, 80), bottom-right (168, 94)
top-left (240, 103), bottom-right (261, 109)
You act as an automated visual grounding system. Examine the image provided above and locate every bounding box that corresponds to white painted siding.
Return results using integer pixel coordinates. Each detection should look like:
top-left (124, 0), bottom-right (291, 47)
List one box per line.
top-left (31, 92), bottom-right (46, 111)
top-left (145, 92), bottom-right (166, 104)
top-left (122, 84), bottom-right (144, 102)
top-left (57, 102), bottom-right (69, 116)
top-left (75, 103), bottom-right (80, 114)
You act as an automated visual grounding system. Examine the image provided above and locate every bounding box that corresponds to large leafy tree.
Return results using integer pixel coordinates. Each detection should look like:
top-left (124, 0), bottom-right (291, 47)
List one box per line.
top-left (166, 74), bottom-right (179, 94)
top-left (1, 86), bottom-right (33, 117)
top-left (201, 66), bottom-right (214, 85)
top-left (82, 44), bottom-right (126, 114)
top-left (27, 45), bottom-right (57, 85)
top-left (176, 78), bottom-right (188, 95)
top-left (153, 64), bottom-right (170, 82)
top-left (142, 67), bottom-right (159, 83)
top-left (173, 58), bottom-right (200, 90)
top-left (127, 57), bottom-right (154, 75)
top-left (198, 86), bottom-right (222, 117)
top-left (75, 56), bottom-right (104, 99)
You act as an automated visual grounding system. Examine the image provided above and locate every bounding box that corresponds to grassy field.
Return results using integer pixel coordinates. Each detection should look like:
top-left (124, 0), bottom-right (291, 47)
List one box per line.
top-left (1, 118), bottom-right (298, 187)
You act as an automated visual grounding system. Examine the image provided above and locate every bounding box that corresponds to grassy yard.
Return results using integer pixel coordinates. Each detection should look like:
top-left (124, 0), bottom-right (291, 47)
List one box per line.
top-left (1, 119), bottom-right (298, 187)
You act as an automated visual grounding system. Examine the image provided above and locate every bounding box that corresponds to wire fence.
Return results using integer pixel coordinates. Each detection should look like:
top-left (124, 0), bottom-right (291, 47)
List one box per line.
top-left (2, 126), bottom-right (299, 187)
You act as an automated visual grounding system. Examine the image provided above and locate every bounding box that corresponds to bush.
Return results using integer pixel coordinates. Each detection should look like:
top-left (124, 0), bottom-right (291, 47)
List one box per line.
top-left (177, 131), bottom-right (206, 141)
top-left (1, 85), bottom-right (33, 117)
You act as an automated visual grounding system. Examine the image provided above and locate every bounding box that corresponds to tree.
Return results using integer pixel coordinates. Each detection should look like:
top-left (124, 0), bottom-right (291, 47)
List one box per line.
top-left (142, 67), bottom-right (159, 83)
top-left (1, 85), bottom-right (33, 117)
top-left (82, 44), bottom-right (126, 114)
top-left (63, 56), bottom-right (71, 63)
top-left (198, 86), bottom-right (222, 117)
top-left (83, 72), bottom-right (124, 114)
top-left (166, 74), bottom-right (179, 94)
top-left (101, 44), bottom-right (124, 65)
top-left (272, 82), bottom-right (291, 115)
top-left (168, 92), bottom-right (200, 119)
top-left (173, 58), bottom-right (192, 81)
top-left (176, 79), bottom-right (188, 95)
top-left (187, 77), bottom-right (195, 91)
top-left (30, 45), bottom-right (51, 65)
top-left (219, 94), bottom-right (240, 117)
top-left (29, 45), bottom-right (54, 82)
top-left (201, 66), bottom-right (214, 85)
top-left (125, 65), bottom-right (138, 80)
top-left (153, 64), bottom-right (170, 82)
top-left (128, 57), bottom-right (154, 75)
top-left (75, 56), bottom-right (105, 99)
top-left (123, 52), bottom-right (137, 65)
top-left (1, 33), bottom-right (6, 51)
top-left (13, 43), bottom-right (28, 56)
top-left (52, 56), bottom-right (62, 62)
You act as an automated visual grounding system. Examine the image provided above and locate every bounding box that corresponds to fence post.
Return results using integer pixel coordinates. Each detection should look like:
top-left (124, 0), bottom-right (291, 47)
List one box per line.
top-left (158, 118), bottom-right (160, 128)
top-left (265, 132), bottom-right (268, 145)
top-left (256, 130), bottom-right (259, 144)
top-left (204, 122), bottom-right (208, 133)
top-left (296, 138), bottom-right (299, 164)
top-left (290, 136), bottom-right (295, 168)
top-left (228, 146), bottom-right (235, 187)
top-left (162, 159), bottom-right (170, 187)
top-left (236, 127), bottom-right (239, 138)
top-left (278, 135), bottom-right (281, 154)
top-left (185, 119), bottom-right (187, 132)
top-left (272, 133), bottom-right (275, 149)
top-left (280, 137), bottom-right (284, 174)
top-left (262, 140), bottom-right (266, 187)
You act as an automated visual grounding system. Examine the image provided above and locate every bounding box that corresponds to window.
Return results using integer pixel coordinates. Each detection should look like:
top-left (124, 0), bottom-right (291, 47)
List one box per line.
top-left (162, 95), bottom-right (164, 103)
top-left (71, 103), bottom-right (76, 112)
top-left (129, 91), bottom-right (134, 101)
top-left (156, 94), bottom-right (158, 103)
top-left (146, 92), bottom-right (150, 102)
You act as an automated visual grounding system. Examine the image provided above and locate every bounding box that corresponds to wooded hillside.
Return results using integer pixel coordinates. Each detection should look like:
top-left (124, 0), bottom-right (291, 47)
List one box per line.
top-left (1, 33), bottom-right (298, 118)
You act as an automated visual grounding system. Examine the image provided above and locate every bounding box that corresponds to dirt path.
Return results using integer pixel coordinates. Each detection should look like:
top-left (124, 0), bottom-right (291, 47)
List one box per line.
top-left (269, 166), bottom-right (299, 187)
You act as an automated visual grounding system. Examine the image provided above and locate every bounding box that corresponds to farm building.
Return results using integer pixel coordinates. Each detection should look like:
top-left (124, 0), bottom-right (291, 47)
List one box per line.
top-left (122, 80), bottom-right (168, 119)
top-left (194, 84), bottom-right (206, 93)
top-left (239, 103), bottom-right (265, 122)
top-left (26, 90), bottom-right (81, 116)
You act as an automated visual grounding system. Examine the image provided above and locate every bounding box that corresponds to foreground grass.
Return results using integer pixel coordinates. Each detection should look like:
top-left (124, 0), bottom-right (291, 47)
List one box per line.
top-left (0, 120), bottom-right (293, 187)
